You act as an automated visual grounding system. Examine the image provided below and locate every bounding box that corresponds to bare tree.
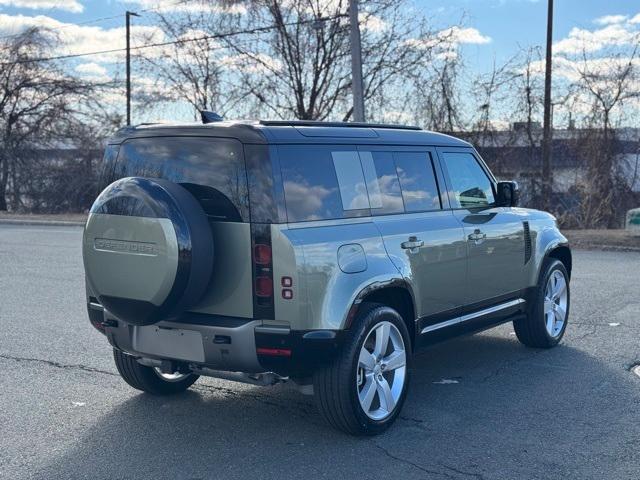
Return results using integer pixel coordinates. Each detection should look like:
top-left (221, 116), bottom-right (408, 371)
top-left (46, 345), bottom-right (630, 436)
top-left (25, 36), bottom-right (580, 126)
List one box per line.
top-left (571, 39), bottom-right (640, 227)
top-left (161, 0), bottom-right (443, 121)
top-left (0, 28), bottom-right (98, 211)
top-left (140, 4), bottom-right (246, 117)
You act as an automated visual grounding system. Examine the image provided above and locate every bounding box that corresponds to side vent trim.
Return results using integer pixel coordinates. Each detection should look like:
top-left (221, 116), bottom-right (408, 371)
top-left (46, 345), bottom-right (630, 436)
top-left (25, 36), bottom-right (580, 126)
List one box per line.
top-left (523, 221), bottom-right (532, 264)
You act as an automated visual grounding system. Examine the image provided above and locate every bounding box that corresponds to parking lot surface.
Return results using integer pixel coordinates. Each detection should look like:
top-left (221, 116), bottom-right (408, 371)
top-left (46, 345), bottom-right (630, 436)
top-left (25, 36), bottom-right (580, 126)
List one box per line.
top-left (1, 224), bottom-right (639, 479)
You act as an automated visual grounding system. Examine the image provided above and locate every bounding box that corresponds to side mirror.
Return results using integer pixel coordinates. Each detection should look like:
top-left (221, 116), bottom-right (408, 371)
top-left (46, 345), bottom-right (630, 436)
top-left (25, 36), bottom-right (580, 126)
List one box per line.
top-left (496, 181), bottom-right (519, 207)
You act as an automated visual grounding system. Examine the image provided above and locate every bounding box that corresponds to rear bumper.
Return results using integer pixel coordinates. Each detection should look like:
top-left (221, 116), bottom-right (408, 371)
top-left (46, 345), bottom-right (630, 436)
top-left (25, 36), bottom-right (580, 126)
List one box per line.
top-left (95, 308), bottom-right (344, 378)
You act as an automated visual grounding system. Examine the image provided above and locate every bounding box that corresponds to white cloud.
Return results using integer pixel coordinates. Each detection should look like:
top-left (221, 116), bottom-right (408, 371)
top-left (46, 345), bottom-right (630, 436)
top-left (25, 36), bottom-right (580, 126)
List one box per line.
top-left (75, 62), bottom-right (107, 77)
top-left (359, 13), bottom-right (386, 33)
top-left (118, 0), bottom-right (246, 15)
top-left (630, 13), bottom-right (640, 24)
top-left (0, 0), bottom-right (83, 13)
top-left (75, 62), bottom-right (106, 75)
top-left (0, 13), bottom-right (166, 63)
top-left (406, 26), bottom-right (491, 53)
top-left (594, 14), bottom-right (628, 25)
top-left (554, 24), bottom-right (639, 55)
top-left (440, 26), bottom-right (491, 45)
top-left (529, 55), bottom-right (640, 83)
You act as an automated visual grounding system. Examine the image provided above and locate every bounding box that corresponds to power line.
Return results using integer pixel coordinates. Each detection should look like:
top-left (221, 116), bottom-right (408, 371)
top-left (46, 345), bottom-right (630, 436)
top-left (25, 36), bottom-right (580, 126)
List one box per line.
top-left (0, 14), bottom-right (124, 41)
top-left (0, 0), bottom-right (193, 41)
top-left (0, 14), bottom-right (347, 66)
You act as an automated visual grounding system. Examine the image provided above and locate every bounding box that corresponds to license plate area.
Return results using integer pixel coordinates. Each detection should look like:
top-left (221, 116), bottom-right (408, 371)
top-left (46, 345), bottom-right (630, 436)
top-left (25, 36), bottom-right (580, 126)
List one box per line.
top-left (133, 326), bottom-right (205, 363)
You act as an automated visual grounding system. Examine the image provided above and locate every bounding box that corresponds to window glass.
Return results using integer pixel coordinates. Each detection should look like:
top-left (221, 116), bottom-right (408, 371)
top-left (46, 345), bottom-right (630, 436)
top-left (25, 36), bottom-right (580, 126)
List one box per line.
top-left (332, 151), bottom-right (369, 210)
top-left (359, 151), bottom-right (404, 214)
top-left (115, 137), bottom-right (249, 221)
top-left (98, 144), bottom-right (120, 191)
top-left (394, 152), bottom-right (441, 212)
top-left (245, 144), bottom-right (280, 223)
top-left (441, 152), bottom-right (495, 208)
top-left (279, 145), bottom-right (344, 222)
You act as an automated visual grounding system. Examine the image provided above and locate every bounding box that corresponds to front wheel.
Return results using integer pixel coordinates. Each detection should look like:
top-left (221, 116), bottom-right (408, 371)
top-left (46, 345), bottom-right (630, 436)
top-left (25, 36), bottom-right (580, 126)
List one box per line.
top-left (113, 349), bottom-right (199, 395)
top-left (514, 259), bottom-right (570, 348)
top-left (313, 304), bottom-right (411, 435)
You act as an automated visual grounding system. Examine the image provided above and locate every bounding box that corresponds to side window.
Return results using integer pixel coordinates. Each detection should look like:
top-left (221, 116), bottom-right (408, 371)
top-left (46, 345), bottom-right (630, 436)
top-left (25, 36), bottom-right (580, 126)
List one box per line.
top-left (332, 151), bottom-right (369, 210)
top-left (279, 145), bottom-right (369, 222)
top-left (359, 151), bottom-right (404, 214)
top-left (393, 152), bottom-right (442, 212)
top-left (441, 152), bottom-right (495, 208)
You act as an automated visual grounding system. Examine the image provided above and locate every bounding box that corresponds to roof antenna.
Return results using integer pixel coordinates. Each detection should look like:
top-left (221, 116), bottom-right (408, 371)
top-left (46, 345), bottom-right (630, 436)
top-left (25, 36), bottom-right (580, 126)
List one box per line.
top-left (201, 111), bottom-right (224, 124)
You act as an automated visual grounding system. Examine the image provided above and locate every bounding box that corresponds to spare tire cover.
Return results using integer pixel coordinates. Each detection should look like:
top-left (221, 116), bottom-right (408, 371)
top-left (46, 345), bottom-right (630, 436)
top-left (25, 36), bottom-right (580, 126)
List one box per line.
top-left (83, 177), bottom-right (214, 326)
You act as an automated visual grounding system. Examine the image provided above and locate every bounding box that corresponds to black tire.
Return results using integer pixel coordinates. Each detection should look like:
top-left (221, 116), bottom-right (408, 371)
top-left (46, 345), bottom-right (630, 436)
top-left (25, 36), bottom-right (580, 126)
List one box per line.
top-left (514, 259), bottom-right (570, 348)
top-left (313, 303), bottom-right (411, 436)
top-left (113, 349), bottom-right (199, 395)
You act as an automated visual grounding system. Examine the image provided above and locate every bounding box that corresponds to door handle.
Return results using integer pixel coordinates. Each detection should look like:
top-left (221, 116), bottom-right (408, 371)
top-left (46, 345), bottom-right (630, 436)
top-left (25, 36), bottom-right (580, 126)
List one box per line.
top-left (468, 229), bottom-right (487, 244)
top-left (401, 236), bottom-right (424, 251)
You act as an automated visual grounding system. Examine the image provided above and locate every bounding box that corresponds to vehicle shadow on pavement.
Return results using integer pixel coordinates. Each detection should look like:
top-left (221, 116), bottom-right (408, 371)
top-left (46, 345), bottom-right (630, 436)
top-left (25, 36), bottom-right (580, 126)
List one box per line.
top-left (35, 330), bottom-right (640, 480)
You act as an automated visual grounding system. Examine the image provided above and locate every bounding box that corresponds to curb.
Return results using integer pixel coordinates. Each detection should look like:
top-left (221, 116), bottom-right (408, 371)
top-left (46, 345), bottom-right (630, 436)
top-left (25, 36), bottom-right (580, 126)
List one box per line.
top-left (572, 244), bottom-right (640, 253)
top-left (0, 218), bottom-right (85, 227)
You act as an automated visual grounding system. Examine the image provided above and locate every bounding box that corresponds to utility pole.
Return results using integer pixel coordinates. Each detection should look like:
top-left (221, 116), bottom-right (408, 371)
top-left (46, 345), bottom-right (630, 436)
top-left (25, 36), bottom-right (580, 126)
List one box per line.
top-left (541, 0), bottom-right (553, 208)
top-left (126, 11), bottom-right (140, 126)
top-left (348, 0), bottom-right (365, 122)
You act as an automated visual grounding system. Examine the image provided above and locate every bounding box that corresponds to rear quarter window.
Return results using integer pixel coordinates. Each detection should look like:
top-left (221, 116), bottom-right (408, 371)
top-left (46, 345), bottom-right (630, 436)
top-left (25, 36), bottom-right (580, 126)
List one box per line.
top-left (114, 136), bottom-right (249, 222)
top-left (278, 145), bottom-right (369, 222)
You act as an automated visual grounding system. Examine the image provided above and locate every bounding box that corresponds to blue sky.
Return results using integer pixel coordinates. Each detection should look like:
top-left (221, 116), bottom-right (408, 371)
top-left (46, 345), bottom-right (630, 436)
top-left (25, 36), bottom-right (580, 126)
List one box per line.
top-left (2, 0), bottom-right (638, 71)
top-left (424, 0), bottom-right (640, 71)
top-left (0, 0), bottom-right (638, 123)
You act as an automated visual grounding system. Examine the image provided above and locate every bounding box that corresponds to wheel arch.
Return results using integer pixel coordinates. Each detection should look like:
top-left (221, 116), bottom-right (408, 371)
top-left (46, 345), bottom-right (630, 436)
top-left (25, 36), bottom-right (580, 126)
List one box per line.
top-left (345, 279), bottom-right (417, 350)
top-left (547, 245), bottom-right (572, 279)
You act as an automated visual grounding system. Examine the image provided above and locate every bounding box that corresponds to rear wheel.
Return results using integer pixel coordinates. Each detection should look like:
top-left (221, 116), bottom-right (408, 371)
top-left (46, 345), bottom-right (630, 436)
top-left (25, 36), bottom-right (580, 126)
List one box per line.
top-left (514, 259), bottom-right (570, 348)
top-left (313, 304), bottom-right (410, 435)
top-left (113, 349), bottom-right (199, 395)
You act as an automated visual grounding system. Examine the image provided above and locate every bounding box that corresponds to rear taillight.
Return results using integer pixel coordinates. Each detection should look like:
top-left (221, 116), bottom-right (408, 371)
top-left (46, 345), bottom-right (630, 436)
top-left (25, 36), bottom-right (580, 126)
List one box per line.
top-left (256, 347), bottom-right (292, 357)
top-left (251, 224), bottom-right (274, 318)
top-left (255, 276), bottom-right (273, 297)
top-left (254, 244), bottom-right (272, 265)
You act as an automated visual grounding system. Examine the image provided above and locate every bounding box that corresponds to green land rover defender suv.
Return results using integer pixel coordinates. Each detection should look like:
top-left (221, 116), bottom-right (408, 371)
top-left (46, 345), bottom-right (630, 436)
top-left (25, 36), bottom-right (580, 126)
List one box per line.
top-left (83, 119), bottom-right (571, 435)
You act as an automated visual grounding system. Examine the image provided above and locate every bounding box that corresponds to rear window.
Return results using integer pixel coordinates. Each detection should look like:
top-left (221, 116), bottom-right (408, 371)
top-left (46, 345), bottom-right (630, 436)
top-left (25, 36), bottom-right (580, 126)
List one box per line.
top-left (114, 136), bottom-right (249, 221)
top-left (98, 144), bottom-right (120, 190)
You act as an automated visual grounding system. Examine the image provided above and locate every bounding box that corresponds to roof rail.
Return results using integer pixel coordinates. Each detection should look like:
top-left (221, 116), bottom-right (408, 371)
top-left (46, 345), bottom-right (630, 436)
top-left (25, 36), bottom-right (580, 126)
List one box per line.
top-left (259, 120), bottom-right (421, 131)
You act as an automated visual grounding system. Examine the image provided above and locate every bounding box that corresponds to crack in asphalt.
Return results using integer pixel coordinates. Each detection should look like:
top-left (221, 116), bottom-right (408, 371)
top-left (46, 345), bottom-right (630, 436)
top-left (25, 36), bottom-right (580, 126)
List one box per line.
top-left (480, 348), bottom-right (547, 383)
top-left (372, 443), bottom-right (457, 479)
top-left (572, 324), bottom-right (599, 341)
top-left (373, 443), bottom-right (487, 480)
top-left (0, 353), bottom-right (118, 376)
top-left (0, 352), bottom-right (323, 423)
top-left (441, 464), bottom-right (487, 480)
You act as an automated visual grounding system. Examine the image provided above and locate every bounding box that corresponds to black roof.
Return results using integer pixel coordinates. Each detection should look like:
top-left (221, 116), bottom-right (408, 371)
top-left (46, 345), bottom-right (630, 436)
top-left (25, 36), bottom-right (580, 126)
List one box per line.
top-left (108, 120), bottom-right (471, 147)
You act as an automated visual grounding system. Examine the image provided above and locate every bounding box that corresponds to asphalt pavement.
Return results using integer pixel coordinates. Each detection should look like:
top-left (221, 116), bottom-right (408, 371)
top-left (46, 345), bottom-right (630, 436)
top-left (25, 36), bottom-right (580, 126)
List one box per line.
top-left (1, 224), bottom-right (639, 480)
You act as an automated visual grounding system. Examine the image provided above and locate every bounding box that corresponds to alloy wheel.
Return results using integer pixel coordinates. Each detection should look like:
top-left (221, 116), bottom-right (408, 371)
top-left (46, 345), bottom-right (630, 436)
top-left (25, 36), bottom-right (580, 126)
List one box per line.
top-left (356, 321), bottom-right (407, 420)
top-left (544, 269), bottom-right (568, 337)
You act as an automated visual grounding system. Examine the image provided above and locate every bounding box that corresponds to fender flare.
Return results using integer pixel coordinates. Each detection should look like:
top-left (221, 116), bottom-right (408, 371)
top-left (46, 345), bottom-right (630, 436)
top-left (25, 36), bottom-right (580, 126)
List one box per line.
top-left (343, 277), bottom-right (416, 329)
top-left (539, 239), bottom-right (572, 282)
